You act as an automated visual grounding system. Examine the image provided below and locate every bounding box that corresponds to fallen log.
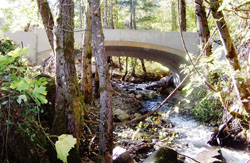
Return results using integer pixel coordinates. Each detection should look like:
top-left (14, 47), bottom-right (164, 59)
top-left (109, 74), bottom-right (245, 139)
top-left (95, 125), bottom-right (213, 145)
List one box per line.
top-left (145, 75), bottom-right (174, 90)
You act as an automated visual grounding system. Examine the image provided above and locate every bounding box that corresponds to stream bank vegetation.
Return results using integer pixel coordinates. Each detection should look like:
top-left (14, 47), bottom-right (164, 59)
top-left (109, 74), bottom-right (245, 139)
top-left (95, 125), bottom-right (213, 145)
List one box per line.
top-left (0, 0), bottom-right (250, 162)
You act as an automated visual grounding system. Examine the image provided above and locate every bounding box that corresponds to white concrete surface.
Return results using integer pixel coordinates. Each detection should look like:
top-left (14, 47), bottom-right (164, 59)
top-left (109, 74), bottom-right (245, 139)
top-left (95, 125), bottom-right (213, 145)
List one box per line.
top-left (4, 29), bottom-right (199, 78)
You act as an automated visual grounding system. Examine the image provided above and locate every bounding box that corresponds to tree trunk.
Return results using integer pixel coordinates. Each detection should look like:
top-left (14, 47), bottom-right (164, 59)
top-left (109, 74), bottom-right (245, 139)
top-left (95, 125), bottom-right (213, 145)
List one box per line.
top-left (81, 0), bottom-right (93, 104)
top-left (94, 66), bottom-right (100, 98)
top-left (129, 0), bottom-right (133, 29)
top-left (171, 0), bottom-right (177, 31)
top-left (210, 0), bottom-right (240, 70)
top-left (110, 0), bottom-right (114, 29)
top-left (131, 58), bottom-right (137, 77)
top-left (122, 57), bottom-right (128, 81)
top-left (91, 0), bottom-right (113, 162)
top-left (195, 0), bottom-right (212, 56)
top-left (180, 0), bottom-right (186, 31)
top-left (104, 0), bottom-right (109, 29)
top-left (36, 0), bottom-right (54, 53)
top-left (132, 0), bottom-right (136, 30)
top-left (79, 0), bottom-right (84, 29)
top-left (140, 58), bottom-right (146, 77)
top-left (54, 0), bottom-right (84, 141)
top-left (210, 0), bottom-right (250, 114)
top-left (118, 57), bottom-right (122, 71)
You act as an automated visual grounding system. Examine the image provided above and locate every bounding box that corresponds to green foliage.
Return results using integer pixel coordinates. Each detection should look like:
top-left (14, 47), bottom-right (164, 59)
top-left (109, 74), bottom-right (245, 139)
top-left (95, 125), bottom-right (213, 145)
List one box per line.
top-left (0, 37), bottom-right (49, 160)
top-left (0, 0), bottom-right (42, 32)
top-left (113, 57), bottom-right (170, 77)
top-left (193, 95), bottom-right (223, 123)
top-left (0, 37), bottom-right (16, 54)
top-left (55, 134), bottom-right (77, 163)
top-left (181, 49), bottom-right (229, 124)
top-left (10, 76), bottom-right (48, 106)
top-left (0, 47), bottom-right (48, 106)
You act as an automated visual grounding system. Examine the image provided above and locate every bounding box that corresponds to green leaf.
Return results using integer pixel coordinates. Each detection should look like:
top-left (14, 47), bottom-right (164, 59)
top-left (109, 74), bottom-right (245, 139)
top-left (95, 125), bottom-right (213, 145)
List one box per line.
top-left (33, 85), bottom-right (47, 96)
top-left (55, 134), bottom-right (77, 163)
top-left (7, 48), bottom-right (28, 58)
top-left (10, 79), bottom-right (29, 92)
top-left (37, 77), bottom-right (48, 86)
top-left (31, 85), bottom-right (48, 105)
top-left (17, 94), bottom-right (28, 104)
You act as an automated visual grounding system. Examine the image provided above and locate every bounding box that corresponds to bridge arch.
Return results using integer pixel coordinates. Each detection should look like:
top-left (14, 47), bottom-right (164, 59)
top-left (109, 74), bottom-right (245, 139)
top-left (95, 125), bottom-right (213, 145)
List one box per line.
top-left (104, 41), bottom-right (187, 82)
top-left (5, 29), bottom-right (199, 81)
top-left (102, 29), bottom-right (199, 81)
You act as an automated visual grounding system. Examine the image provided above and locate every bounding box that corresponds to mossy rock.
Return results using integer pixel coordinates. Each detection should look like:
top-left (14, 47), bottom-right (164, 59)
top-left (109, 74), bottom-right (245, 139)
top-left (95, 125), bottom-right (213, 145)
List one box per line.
top-left (155, 147), bottom-right (178, 163)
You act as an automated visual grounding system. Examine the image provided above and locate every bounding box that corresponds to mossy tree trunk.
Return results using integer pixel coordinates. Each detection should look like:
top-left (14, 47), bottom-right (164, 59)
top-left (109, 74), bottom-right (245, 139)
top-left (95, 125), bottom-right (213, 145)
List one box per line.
top-left (210, 0), bottom-right (250, 114)
top-left (81, 0), bottom-right (93, 104)
top-left (36, 0), bottom-right (55, 53)
top-left (210, 0), bottom-right (240, 70)
top-left (54, 0), bottom-right (85, 141)
top-left (91, 0), bottom-right (113, 162)
top-left (195, 0), bottom-right (211, 56)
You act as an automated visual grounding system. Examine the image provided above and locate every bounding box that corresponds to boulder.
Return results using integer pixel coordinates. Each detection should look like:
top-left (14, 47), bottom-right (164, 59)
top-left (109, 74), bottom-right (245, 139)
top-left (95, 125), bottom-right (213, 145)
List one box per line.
top-left (135, 94), bottom-right (143, 100)
top-left (129, 93), bottom-right (136, 98)
top-left (113, 109), bottom-right (130, 122)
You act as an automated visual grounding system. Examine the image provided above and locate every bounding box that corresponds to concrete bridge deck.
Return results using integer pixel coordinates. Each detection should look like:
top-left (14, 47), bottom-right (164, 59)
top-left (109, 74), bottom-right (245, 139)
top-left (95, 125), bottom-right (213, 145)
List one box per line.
top-left (5, 29), bottom-right (199, 80)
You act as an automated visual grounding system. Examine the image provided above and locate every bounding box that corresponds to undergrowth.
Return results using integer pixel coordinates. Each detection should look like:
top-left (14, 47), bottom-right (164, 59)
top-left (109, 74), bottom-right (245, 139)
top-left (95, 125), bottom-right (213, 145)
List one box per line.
top-left (0, 37), bottom-right (49, 162)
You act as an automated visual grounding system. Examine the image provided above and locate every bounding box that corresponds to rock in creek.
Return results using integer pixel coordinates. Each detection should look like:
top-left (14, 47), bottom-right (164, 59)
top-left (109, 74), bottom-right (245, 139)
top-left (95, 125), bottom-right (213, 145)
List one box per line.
top-left (113, 109), bottom-right (130, 122)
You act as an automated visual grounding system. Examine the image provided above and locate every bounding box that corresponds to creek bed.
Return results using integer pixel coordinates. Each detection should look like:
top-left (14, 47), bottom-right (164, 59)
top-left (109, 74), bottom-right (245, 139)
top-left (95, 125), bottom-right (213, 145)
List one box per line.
top-left (115, 82), bottom-right (250, 162)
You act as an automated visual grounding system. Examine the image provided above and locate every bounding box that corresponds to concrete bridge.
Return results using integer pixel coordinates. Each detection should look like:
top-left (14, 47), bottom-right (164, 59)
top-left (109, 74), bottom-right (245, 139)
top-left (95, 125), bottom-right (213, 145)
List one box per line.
top-left (5, 29), bottom-right (199, 80)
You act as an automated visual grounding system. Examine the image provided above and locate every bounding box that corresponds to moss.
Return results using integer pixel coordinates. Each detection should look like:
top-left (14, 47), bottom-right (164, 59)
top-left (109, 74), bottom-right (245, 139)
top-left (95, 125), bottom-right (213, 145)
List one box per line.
top-left (155, 147), bottom-right (177, 163)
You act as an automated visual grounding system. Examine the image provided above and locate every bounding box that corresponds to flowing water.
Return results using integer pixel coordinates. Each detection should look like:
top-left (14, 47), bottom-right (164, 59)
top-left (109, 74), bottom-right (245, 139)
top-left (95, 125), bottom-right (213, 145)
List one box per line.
top-left (118, 82), bottom-right (250, 162)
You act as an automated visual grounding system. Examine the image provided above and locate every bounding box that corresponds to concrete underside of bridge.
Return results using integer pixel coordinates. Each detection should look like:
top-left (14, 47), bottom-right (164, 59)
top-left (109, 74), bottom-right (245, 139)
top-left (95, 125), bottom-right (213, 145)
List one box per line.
top-left (105, 41), bottom-right (189, 83)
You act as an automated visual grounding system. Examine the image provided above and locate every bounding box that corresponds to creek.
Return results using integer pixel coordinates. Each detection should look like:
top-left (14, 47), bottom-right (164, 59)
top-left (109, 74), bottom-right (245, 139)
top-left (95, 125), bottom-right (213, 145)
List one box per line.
top-left (116, 81), bottom-right (250, 163)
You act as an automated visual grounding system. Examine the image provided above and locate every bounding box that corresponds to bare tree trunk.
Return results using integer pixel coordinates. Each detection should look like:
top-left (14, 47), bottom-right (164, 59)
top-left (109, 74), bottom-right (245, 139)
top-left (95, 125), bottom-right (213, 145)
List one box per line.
top-left (122, 57), bottom-right (128, 81)
top-left (79, 0), bottom-right (84, 29)
top-left (129, 0), bottom-right (136, 77)
top-left (131, 58), bottom-right (137, 77)
top-left (104, 0), bottom-right (109, 29)
top-left (91, 0), bottom-right (113, 162)
top-left (140, 58), bottom-right (147, 77)
top-left (129, 0), bottom-right (133, 29)
top-left (54, 0), bottom-right (84, 145)
top-left (132, 0), bottom-right (136, 30)
top-left (195, 0), bottom-right (212, 56)
top-left (110, 0), bottom-right (114, 29)
top-left (81, 0), bottom-right (93, 104)
top-left (36, 0), bottom-right (54, 52)
top-left (171, 0), bottom-right (177, 31)
top-left (180, 0), bottom-right (186, 31)
top-left (118, 57), bottom-right (122, 71)
top-left (210, 0), bottom-right (250, 113)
